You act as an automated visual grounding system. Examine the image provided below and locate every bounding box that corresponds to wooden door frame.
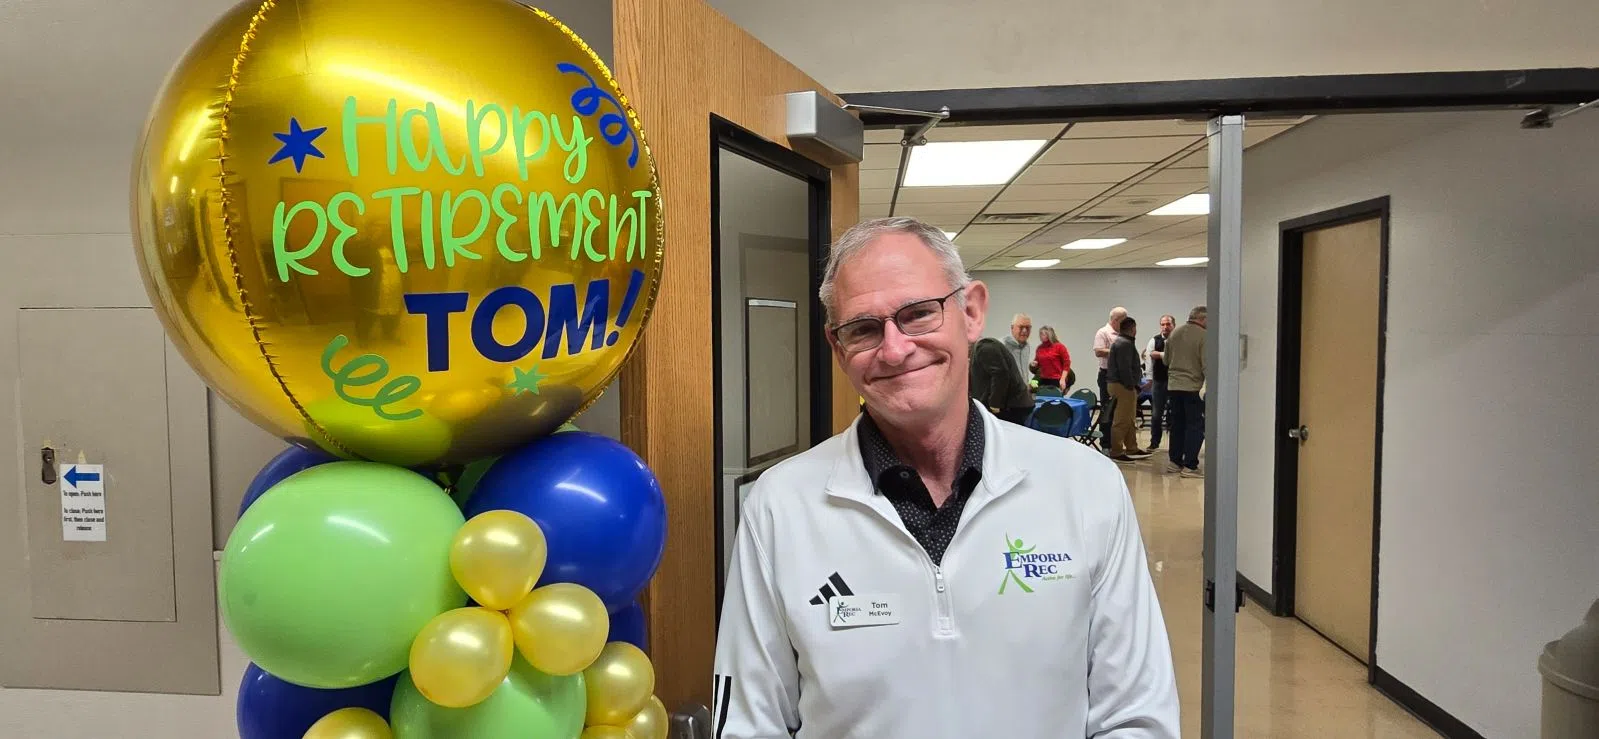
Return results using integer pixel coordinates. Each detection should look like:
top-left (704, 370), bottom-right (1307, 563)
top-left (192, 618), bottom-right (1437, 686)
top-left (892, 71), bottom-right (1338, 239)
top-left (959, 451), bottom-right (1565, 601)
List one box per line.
top-left (1269, 196), bottom-right (1390, 679)
top-left (708, 114), bottom-right (834, 622)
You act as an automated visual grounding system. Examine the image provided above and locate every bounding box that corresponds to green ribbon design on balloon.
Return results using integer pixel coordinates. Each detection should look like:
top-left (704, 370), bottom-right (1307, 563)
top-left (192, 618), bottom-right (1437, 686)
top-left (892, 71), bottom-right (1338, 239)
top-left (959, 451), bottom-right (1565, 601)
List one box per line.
top-left (320, 334), bottom-right (423, 421)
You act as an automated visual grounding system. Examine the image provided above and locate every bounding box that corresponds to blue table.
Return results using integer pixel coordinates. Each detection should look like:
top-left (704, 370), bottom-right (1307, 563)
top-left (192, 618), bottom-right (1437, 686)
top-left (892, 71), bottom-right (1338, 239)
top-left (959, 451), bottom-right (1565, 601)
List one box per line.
top-left (1027, 396), bottom-right (1091, 438)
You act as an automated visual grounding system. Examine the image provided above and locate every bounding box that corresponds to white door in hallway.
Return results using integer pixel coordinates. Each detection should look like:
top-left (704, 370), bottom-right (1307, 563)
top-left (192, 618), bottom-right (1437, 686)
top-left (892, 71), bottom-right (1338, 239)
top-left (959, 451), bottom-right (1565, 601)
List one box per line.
top-left (1294, 217), bottom-right (1381, 661)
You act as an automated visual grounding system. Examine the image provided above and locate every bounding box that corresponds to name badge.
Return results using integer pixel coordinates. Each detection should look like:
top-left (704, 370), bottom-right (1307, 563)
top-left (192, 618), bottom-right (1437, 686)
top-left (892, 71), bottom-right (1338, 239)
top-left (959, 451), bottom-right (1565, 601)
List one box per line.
top-left (828, 595), bottom-right (900, 628)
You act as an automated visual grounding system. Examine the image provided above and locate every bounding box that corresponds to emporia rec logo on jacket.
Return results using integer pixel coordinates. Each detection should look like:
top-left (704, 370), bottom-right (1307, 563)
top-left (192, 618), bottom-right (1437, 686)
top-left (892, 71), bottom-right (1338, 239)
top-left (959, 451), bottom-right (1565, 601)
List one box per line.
top-left (999, 535), bottom-right (1074, 594)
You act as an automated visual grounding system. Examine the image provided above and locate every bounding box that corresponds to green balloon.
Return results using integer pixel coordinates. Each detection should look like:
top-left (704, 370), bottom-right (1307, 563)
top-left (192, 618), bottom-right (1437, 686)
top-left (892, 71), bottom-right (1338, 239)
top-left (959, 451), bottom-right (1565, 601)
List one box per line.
top-left (391, 657), bottom-right (586, 738)
top-left (220, 461), bottom-right (465, 688)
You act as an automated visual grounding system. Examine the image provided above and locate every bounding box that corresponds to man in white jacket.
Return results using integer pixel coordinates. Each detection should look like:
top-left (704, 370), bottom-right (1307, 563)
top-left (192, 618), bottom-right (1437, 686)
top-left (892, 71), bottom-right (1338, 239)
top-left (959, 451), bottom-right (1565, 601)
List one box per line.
top-left (712, 216), bottom-right (1179, 738)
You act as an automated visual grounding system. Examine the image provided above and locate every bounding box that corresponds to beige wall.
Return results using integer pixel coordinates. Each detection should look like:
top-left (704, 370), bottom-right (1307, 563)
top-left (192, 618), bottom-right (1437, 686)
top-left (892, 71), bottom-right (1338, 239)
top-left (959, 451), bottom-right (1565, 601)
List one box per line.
top-left (709, 0), bottom-right (1599, 93)
top-left (1237, 110), bottom-right (1599, 738)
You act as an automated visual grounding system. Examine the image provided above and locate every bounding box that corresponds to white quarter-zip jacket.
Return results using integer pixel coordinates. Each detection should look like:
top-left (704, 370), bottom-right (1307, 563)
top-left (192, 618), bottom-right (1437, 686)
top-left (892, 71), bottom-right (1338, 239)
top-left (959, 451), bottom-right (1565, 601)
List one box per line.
top-left (712, 406), bottom-right (1180, 738)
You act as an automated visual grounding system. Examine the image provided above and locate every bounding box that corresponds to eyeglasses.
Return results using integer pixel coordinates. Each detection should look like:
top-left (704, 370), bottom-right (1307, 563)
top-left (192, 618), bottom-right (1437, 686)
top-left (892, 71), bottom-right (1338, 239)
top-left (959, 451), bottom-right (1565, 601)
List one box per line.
top-left (829, 287), bottom-right (963, 353)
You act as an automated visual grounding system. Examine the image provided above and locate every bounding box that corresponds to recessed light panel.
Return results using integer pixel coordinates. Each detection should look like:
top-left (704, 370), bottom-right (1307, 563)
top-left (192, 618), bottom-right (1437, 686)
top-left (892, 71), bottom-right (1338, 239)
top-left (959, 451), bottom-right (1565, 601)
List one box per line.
top-left (1061, 238), bottom-right (1126, 250)
top-left (1148, 193), bottom-right (1210, 216)
top-left (1157, 256), bottom-right (1209, 267)
top-left (1016, 258), bottom-right (1060, 269)
top-left (903, 140), bottom-right (1048, 187)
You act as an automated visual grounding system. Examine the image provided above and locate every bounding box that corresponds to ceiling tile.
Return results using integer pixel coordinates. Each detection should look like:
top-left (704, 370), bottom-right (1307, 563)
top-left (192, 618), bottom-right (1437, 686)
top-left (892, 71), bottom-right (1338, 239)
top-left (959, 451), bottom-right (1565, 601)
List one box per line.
top-left (1083, 195), bottom-right (1173, 219)
top-left (860, 187), bottom-right (894, 205)
top-left (861, 143), bottom-right (902, 170)
top-left (1141, 168), bottom-right (1210, 185)
top-left (1035, 136), bottom-right (1196, 166)
top-left (860, 204), bottom-right (891, 218)
top-left (982, 200), bottom-right (1079, 218)
top-left (860, 168), bottom-right (900, 189)
top-left (1118, 181), bottom-right (1206, 198)
top-left (1169, 150), bottom-right (1207, 168)
top-left (893, 203), bottom-right (981, 221)
top-left (895, 185), bottom-right (1001, 205)
top-left (865, 129), bottom-right (904, 144)
top-left (960, 223), bottom-right (1040, 238)
top-left (1113, 216), bottom-right (1184, 238)
top-left (1064, 119), bottom-right (1210, 138)
top-left (955, 227), bottom-right (1028, 248)
top-left (1016, 222), bottom-right (1114, 246)
top-left (994, 183), bottom-right (1114, 204)
top-left (1012, 163), bottom-right (1148, 186)
top-left (926, 123), bottom-right (1064, 142)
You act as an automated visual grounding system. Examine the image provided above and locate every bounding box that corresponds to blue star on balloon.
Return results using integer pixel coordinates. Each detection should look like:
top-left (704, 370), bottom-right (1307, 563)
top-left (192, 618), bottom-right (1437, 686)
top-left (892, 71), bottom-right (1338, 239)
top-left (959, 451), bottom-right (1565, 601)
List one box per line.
top-left (268, 118), bottom-right (326, 172)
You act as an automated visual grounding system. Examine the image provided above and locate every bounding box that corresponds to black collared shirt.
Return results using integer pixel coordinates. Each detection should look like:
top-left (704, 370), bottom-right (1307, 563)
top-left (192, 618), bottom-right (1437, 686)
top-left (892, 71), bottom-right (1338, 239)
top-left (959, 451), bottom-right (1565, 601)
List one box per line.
top-left (857, 404), bottom-right (985, 565)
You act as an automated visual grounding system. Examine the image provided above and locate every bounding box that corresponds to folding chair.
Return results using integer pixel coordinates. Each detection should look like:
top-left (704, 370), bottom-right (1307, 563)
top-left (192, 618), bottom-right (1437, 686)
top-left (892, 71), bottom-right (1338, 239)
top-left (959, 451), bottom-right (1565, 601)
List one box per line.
top-left (1068, 388), bottom-right (1104, 448)
top-left (1035, 385), bottom-right (1064, 398)
top-left (1028, 398), bottom-right (1075, 437)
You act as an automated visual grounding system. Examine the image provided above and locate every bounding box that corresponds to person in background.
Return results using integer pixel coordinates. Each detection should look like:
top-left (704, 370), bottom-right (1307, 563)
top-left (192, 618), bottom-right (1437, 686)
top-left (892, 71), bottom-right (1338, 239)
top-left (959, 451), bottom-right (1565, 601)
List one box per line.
top-left (1003, 313), bottom-right (1032, 382)
top-left (1032, 325), bottom-right (1070, 389)
top-left (1107, 316), bottom-right (1149, 462)
top-left (1143, 314), bottom-right (1175, 450)
top-left (971, 336), bottom-right (1035, 424)
top-left (1164, 306), bottom-right (1208, 477)
top-left (1093, 306), bottom-right (1128, 451)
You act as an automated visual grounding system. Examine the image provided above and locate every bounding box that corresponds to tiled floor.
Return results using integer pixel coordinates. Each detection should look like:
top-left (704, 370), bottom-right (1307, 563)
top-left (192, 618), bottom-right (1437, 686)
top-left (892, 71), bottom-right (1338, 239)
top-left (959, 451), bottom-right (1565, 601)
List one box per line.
top-left (1118, 432), bottom-right (1441, 738)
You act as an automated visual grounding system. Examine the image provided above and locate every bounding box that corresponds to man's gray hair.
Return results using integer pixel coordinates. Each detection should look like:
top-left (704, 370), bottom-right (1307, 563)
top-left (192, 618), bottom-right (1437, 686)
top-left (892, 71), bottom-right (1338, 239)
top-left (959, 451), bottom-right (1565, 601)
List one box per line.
top-left (1189, 305), bottom-right (1208, 321)
top-left (818, 217), bottom-right (971, 322)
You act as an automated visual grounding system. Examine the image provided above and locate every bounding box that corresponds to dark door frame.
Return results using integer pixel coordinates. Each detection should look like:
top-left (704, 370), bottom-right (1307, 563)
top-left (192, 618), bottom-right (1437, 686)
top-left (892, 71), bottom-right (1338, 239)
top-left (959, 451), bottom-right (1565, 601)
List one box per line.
top-left (842, 68), bottom-right (1599, 126)
top-left (708, 115), bottom-right (834, 621)
top-left (1270, 196), bottom-right (1391, 680)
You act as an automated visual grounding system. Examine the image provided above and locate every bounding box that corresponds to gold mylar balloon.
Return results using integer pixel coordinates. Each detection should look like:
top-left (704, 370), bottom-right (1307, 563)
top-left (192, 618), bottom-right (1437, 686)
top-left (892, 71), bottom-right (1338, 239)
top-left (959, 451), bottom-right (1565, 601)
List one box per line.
top-left (304, 707), bottom-right (392, 739)
top-left (584, 641), bottom-right (656, 726)
top-left (408, 607), bottom-right (515, 708)
top-left (580, 727), bottom-right (635, 739)
top-left (131, 0), bottom-right (663, 466)
top-left (508, 583), bottom-right (609, 676)
top-left (451, 509), bottom-right (548, 610)
top-left (624, 695), bottom-right (670, 739)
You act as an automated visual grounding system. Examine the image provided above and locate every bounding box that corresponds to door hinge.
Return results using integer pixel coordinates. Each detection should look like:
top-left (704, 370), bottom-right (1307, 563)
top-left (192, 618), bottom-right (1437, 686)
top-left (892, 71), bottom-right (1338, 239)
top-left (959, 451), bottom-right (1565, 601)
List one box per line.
top-left (1204, 578), bottom-right (1244, 613)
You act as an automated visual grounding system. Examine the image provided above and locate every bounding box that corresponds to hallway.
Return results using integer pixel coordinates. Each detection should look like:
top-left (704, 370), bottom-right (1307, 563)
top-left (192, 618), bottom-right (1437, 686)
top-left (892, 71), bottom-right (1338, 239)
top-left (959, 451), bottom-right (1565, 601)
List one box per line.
top-left (1119, 444), bottom-right (1440, 738)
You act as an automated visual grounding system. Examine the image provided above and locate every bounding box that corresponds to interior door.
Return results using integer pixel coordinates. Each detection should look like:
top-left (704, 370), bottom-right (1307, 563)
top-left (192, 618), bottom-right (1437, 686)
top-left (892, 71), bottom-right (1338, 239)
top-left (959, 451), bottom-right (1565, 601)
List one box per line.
top-left (1293, 217), bottom-right (1382, 660)
top-left (613, 0), bottom-right (861, 710)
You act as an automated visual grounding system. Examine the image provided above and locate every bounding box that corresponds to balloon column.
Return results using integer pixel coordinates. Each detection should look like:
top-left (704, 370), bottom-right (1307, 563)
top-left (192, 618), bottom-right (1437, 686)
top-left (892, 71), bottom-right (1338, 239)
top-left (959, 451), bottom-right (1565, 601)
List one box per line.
top-left (131, 0), bottom-right (672, 736)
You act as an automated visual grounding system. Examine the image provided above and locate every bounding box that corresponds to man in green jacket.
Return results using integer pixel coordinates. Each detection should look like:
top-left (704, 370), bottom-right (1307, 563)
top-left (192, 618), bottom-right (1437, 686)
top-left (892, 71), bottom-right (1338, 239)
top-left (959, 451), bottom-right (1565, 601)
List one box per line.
top-left (1163, 306), bottom-right (1207, 477)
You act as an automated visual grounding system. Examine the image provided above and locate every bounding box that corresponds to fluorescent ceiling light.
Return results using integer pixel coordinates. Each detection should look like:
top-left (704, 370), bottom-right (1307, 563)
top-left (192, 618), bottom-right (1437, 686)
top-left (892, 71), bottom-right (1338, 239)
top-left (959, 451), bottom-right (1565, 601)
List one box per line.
top-left (943, 230), bottom-right (960, 241)
top-left (903, 140), bottom-right (1047, 187)
top-left (1061, 237), bottom-right (1126, 250)
top-left (1148, 193), bottom-right (1209, 216)
top-left (1157, 257), bottom-right (1209, 267)
top-left (1015, 258), bottom-right (1060, 269)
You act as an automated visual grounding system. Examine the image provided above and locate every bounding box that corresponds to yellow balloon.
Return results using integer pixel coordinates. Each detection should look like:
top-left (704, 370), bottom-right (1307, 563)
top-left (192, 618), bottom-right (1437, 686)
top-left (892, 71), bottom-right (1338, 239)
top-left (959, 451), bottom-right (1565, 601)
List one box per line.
top-left (304, 707), bottom-right (392, 739)
top-left (130, 0), bottom-right (664, 467)
top-left (584, 642), bottom-right (656, 726)
top-left (408, 607), bottom-right (514, 708)
top-left (580, 727), bottom-right (635, 739)
top-left (451, 510), bottom-right (548, 610)
top-left (624, 695), bottom-right (669, 739)
top-left (508, 583), bottom-right (609, 675)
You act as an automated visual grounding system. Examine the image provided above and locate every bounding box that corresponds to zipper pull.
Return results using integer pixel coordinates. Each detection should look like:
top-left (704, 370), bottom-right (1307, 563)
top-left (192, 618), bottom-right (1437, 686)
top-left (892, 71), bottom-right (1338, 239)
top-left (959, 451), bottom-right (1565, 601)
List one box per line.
top-left (934, 566), bottom-right (947, 593)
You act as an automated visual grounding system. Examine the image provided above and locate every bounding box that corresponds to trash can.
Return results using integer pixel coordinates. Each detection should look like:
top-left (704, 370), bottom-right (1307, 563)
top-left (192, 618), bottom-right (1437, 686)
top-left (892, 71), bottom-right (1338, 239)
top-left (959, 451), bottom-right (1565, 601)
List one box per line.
top-left (1540, 598), bottom-right (1599, 738)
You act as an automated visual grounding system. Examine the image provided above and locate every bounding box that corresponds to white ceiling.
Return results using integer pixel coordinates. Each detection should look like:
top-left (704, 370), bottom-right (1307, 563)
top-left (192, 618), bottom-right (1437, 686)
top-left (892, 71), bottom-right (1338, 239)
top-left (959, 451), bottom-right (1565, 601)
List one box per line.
top-left (859, 118), bottom-right (1308, 270)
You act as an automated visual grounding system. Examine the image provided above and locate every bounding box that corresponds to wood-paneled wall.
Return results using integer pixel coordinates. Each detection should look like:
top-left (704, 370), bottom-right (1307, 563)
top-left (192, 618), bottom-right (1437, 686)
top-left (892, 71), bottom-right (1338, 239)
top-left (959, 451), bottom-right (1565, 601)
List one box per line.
top-left (612, 0), bottom-right (860, 709)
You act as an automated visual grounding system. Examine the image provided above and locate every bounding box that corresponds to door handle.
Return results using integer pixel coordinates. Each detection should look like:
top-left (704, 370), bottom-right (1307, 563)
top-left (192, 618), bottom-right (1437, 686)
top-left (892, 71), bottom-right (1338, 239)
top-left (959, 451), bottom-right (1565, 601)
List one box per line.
top-left (1287, 425), bottom-right (1309, 442)
top-left (41, 446), bottom-right (56, 484)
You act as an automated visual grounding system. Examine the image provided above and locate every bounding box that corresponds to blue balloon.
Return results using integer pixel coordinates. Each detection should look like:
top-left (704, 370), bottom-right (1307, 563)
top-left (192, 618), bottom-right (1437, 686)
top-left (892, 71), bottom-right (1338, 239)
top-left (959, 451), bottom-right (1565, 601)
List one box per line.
top-left (237, 446), bottom-right (337, 518)
top-left (237, 663), bottom-right (397, 739)
top-left (465, 432), bottom-right (666, 611)
top-left (609, 600), bottom-right (648, 654)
